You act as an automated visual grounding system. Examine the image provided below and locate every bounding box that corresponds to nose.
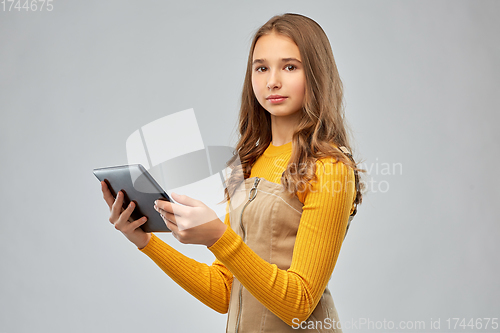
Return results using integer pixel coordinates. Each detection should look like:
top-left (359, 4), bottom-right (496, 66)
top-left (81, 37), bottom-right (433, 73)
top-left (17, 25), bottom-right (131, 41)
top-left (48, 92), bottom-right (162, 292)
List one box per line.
top-left (266, 69), bottom-right (281, 90)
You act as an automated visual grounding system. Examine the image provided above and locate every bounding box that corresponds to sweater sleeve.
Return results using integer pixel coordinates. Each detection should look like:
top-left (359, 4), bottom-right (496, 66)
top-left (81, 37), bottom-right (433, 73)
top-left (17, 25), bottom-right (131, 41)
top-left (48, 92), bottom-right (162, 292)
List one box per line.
top-left (139, 205), bottom-right (233, 314)
top-left (208, 159), bottom-right (355, 326)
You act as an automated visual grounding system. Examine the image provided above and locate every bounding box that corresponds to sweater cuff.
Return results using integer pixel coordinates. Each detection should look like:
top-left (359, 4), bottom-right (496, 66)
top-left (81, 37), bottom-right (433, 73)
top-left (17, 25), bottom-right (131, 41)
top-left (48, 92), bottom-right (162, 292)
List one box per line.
top-left (139, 233), bottom-right (162, 255)
top-left (208, 226), bottom-right (243, 262)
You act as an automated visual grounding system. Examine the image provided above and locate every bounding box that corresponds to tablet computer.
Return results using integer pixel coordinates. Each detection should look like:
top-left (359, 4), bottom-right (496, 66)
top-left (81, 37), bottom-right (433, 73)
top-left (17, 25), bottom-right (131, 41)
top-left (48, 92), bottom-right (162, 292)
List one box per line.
top-left (93, 164), bottom-right (172, 232)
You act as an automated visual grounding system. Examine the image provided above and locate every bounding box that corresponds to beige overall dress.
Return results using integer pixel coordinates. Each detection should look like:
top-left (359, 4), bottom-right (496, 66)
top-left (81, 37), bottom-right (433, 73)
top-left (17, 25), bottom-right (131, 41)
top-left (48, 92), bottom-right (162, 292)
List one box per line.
top-left (225, 176), bottom-right (350, 333)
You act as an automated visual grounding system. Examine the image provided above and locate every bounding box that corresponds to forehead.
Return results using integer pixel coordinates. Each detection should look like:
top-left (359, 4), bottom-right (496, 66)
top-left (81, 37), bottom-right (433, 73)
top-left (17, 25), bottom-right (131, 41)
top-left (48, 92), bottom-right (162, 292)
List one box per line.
top-left (252, 33), bottom-right (301, 60)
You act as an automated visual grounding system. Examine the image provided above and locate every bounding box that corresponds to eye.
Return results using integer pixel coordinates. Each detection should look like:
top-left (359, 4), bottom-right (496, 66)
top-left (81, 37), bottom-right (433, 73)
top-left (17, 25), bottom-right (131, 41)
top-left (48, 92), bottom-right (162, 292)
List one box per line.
top-left (284, 64), bottom-right (296, 71)
top-left (255, 66), bottom-right (267, 72)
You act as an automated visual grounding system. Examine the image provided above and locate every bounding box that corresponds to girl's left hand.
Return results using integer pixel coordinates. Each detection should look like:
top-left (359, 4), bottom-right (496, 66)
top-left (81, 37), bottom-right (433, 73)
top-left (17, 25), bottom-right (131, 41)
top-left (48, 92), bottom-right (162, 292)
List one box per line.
top-left (154, 193), bottom-right (227, 247)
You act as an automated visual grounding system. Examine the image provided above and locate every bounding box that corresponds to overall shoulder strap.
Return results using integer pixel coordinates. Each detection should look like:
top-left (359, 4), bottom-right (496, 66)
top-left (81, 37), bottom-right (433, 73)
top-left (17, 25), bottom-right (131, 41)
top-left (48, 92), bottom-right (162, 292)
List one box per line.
top-left (338, 146), bottom-right (360, 240)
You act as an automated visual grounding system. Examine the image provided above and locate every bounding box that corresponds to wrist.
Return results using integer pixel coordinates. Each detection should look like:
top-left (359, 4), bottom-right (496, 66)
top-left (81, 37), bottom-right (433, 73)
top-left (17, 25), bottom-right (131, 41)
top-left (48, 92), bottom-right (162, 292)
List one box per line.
top-left (137, 233), bottom-right (152, 250)
top-left (206, 221), bottom-right (227, 248)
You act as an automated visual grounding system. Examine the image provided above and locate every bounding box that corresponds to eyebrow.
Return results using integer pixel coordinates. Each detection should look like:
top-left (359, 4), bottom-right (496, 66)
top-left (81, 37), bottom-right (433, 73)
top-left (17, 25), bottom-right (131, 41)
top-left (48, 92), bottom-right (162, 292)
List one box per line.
top-left (252, 58), bottom-right (302, 65)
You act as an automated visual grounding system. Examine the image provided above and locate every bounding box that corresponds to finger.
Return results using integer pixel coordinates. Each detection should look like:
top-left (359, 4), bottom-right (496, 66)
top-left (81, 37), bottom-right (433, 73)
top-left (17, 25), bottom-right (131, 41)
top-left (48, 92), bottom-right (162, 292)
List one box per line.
top-left (155, 200), bottom-right (174, 213)
top-left (164, 217), bottom-right (179, 234)
top-left (114, 200), bottom-right (136, 230)
top-left (101, 181), bottom-right (115, 209)
top-left (157, 207), bottom-right (177, 225)
top-left (109, 191), bottom-right (125, 223)
top-left (155, 199), bottom-right (187, 217)
top-left (127, 216), bottom-right (148, 231)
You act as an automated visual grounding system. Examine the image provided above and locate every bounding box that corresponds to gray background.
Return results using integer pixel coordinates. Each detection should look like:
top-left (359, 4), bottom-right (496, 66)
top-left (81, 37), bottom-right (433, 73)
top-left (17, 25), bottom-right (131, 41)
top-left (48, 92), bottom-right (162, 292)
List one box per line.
top-left (1, 0), bottom-right (499, 332)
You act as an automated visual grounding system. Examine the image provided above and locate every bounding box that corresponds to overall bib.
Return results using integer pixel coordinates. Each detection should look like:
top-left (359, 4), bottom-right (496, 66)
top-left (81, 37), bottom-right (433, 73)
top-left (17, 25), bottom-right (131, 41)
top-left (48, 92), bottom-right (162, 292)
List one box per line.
top-left (225, 176), bottom-right (347, 333)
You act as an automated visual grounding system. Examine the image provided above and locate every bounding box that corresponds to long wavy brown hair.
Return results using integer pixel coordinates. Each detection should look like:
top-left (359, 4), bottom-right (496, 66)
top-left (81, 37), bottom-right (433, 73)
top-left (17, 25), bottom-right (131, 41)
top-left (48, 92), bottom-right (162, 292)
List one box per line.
top-left (222, 13), bottom-right (365, 215)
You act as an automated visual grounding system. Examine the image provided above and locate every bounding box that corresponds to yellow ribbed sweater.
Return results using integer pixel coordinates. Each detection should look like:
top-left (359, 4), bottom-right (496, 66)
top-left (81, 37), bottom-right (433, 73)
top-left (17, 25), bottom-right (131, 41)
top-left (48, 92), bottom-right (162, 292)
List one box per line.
top-left (140, 141), bottom-right (356, 326)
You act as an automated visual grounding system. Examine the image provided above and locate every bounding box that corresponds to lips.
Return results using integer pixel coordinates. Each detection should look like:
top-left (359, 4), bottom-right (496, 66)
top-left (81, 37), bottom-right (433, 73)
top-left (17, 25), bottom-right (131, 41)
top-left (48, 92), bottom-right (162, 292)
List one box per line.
top-left (266, 95), bottom-right (288, 103)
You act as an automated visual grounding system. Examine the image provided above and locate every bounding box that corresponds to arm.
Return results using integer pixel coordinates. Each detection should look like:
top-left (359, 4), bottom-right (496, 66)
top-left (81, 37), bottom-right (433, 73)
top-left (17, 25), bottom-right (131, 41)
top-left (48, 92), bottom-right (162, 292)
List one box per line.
top-left (208, 159), bottom-right (355, 325)
top-left (139, 211), bottom-right (234, 314)
top-left (100, 180), bottom-right (233, 314)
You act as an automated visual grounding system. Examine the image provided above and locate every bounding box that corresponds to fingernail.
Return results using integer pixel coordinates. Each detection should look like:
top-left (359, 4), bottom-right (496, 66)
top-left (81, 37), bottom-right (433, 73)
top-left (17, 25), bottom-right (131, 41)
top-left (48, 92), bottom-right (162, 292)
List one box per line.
top-left (154, 200), bottom-right (158, 206)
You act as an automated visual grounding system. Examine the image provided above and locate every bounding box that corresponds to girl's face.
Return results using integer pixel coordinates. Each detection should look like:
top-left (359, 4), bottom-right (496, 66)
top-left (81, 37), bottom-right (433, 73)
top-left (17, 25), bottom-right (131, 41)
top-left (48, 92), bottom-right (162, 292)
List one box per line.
top-left (251, 32), bottom-right (306, 121)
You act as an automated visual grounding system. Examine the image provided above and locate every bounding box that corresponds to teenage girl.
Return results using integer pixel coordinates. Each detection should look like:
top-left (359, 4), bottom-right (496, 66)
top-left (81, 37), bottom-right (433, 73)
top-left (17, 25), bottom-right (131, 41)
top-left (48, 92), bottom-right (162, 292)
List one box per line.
top-left (100, 13), bottom-right (363, 333)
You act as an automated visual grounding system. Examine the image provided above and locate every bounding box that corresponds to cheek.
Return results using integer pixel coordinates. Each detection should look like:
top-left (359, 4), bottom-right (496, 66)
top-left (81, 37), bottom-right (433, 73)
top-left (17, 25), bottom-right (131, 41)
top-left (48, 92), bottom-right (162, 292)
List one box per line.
top-left (291, 76), bottom-right (306, 100)
top-left (251, 76), bottom-right (264, 99)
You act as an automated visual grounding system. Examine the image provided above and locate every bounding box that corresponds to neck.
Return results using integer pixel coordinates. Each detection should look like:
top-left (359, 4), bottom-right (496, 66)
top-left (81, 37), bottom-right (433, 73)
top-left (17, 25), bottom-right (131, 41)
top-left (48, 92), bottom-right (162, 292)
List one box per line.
top-left (270, 112), bottom-right (301, 146)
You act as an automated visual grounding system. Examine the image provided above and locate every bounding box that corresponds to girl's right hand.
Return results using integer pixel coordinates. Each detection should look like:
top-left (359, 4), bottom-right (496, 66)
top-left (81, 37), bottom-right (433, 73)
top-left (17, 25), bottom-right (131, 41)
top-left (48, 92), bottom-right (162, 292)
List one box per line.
top-left (100, 181), bottom-right (151, 249)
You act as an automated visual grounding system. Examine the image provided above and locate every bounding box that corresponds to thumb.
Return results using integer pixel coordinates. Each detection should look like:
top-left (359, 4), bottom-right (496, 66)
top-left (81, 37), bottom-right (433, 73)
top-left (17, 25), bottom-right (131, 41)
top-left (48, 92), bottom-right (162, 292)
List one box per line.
top-left (171, 192), bottom-right (200, 207)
